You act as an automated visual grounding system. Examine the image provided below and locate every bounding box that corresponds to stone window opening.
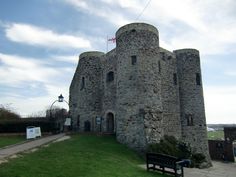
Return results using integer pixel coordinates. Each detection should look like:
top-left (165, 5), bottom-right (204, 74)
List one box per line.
top-left (106, 71), bottom-right (114, 82)
top-left (173, 73), bottom-right (177, 85)
top-left (186, 114), bottom-right (194, 126)
top-left (131, 55), bottom-right (137, 65)
top-left (80, 77), bottom-right (85, 90)
top-left (158, 61), bottom-right (161, 73)
top-left (196, 73), bottom-right (201, 85)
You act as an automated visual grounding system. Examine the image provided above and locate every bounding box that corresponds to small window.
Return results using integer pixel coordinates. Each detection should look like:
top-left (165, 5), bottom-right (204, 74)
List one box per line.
top-left (106, 71), bottom-right (114, 82)
top-left (186, 114), bottom-right (194, 126)
top-left (80, 77), bottom-right (85, 90)
top-left (158, 61), bottom-right (161, 73)
top-left (173, 73), bottom-right (177, 85)
top-left (196, 73), bottom-right (201, 85)
top-left (131, 55), bottom-right (137, 65)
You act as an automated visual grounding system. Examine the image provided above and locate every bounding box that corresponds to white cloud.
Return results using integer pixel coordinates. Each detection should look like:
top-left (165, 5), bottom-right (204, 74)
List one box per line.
top-left (0, 53), bottom-right (72, 116)
top-left (63, 0), bottom-right (132, 26)
top-left (51, 55), bottom-right (79, 64)
top-left (63, 0), bottom-right (236, 55)
top-left (204, 86), bottom-right (236, 124)
top-left (5, 23), bottom-right (91, 49)
top-left (0, 53), bottom-right (59, 84)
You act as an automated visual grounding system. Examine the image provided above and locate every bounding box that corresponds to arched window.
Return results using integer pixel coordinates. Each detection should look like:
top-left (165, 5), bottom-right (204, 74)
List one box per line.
top-left (106, 71), bottom-right (114, 82)
top-left (106, 112), bottom-right (115, 133)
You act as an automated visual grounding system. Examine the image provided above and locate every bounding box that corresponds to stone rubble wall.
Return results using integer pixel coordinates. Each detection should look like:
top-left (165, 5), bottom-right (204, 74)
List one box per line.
top-left (115, 23), bottom-right (162, 150)
top-left (69, 52), bottom-right (104, 132)
top-left (175, 49), bottom-right (211, 165)
top-left (69, 23), bottom-right (211, 165)
top-left (100, 49), bottom-right (117, 132)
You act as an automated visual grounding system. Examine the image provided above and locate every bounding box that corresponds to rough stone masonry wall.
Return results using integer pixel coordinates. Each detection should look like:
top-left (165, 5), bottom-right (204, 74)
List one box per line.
top-left (175, 49), bottom-right (211, 166)
top-left (159, 47), bottom-right (182, 138)
top-left (100, 49), bottom-right (117, 132)
top-left (115, 23), bottom-right (163, 151)
top-left (69, 52), bottom-right (104, 132)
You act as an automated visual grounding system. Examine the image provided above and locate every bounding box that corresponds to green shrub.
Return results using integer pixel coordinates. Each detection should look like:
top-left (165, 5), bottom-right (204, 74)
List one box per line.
top-left (0, 105), bottom-right (20, 120)
top-left (190, 153), bottom-right (206, 168)
top-left (148, 135), bottom-right (206, 168)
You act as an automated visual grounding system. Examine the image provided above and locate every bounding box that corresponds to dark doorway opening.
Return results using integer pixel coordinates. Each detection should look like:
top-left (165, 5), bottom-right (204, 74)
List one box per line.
top-left (84, 120), bottom-right (91, 132)
top-left (106, 113), bottom-right (114, 133)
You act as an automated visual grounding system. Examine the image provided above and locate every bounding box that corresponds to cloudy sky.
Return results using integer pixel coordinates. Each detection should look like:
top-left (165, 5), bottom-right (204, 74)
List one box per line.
top-left (0, 0), bottom-right (236, 123)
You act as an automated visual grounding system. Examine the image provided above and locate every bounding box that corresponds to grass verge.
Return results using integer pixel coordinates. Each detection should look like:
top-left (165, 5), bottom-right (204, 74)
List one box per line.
top-left (208, 130), bottom-right (224, 140)
top-left (0, 136), bottom-right (25, 148)
top-left (0, 134), bottom-right (167, 177)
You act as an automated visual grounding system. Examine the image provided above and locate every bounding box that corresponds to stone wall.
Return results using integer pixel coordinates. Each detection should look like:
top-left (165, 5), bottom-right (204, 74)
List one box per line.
top-left (69, 23), bottom-right (210, 165)
top-left (175, 49), bottom-right (211, 165)
top-left (115, 23), bottom-right (162, 150)
top-left (101, 49), bottom-right (117, 132)
top-left (69, 51), bottom-right (104, 132)
top-left (159, 47), bottom-right (182, 138)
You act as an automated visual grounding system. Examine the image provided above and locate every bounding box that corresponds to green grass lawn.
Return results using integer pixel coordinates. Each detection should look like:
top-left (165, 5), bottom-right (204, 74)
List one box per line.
top-left (208, 130), bottom-right (224, 140)
top-left (0, 135), bottom-right (167, 177)
top-left (0, 136), bottom-right (25, 148)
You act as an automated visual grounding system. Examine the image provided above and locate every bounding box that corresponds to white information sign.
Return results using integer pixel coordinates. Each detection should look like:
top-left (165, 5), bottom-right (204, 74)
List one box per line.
top-left (64, 118), bottom-right (71, 126)
top-left (26, 126), bottom-right (42, 139)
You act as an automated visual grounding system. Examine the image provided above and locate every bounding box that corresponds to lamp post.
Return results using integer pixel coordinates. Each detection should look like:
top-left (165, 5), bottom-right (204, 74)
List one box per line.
top-left (49, 94), bottom-right (70, 133)
top-left (49, 94), bottom-right (69, 118)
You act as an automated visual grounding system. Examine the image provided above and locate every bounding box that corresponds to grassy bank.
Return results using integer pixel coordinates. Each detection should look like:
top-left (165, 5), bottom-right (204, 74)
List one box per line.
top-left (0, 136), bottom-right (25, 148)
top-left (208, 130), bottom-right (224, 140)
top-left (0, 135), bottom-right (166, 177)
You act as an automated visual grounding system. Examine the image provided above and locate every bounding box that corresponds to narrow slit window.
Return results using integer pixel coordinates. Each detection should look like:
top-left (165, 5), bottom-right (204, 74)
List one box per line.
top-left (196, 73), bottom-right (201, 85)
top-left (173, 73), bottom-right (177, 85)
top-left (186, 114), bottom-right (194, 126)
top-left (80, 77), bottom-right (85, 90)
top-left (158, 61), bottom-right (161, 73)
top-left (131, 55), bottom-right (137, 65)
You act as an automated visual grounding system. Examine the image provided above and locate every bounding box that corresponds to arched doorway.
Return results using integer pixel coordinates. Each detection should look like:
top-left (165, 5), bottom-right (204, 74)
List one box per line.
top-left (106, 113), bottom-right (114, 133)
top-left (84, 120), bottom-right (91, 132)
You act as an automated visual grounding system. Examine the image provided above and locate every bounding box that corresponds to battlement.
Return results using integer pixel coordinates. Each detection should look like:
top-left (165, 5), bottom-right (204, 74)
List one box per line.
top-left (116, 22), bottom-right (159, 39)
top-left (79, 51), bottom-right (104, 60)
top-left (174, 48), bottom-right (199, 55)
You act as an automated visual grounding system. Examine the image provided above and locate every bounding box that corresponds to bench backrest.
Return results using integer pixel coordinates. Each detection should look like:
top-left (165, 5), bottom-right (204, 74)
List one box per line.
top-left (146, 153), bottom-right (179, 169)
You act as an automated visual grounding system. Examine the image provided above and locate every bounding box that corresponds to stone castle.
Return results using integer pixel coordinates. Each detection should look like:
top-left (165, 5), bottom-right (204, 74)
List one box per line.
top-left (69, 23), bottom-right (210, 162)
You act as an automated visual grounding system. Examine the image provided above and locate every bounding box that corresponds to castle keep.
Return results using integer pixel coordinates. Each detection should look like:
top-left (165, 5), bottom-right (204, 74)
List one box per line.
top-left (70, 23), bottom-right (210, 162)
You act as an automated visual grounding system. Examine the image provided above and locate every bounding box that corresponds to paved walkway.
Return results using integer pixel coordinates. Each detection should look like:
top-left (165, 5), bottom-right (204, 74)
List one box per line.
top-left (0, 133), bottom-right (65, 160)
top-left (140, 161), bottom-right (236, 177)
top-left (185, 161), bottom-right (236, 177)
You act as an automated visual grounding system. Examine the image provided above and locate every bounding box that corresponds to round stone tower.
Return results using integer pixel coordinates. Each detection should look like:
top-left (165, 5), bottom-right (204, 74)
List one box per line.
top-left (115, 23), bottom-right (163, 151)
top-left (174, 49), bottom-right (211, 165)
top-left (69, 51), bottom-right (104, 132)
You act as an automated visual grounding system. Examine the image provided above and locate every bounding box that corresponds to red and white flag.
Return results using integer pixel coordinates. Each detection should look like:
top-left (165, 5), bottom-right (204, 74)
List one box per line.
top-left (108, 37), bottom-right (116, 43)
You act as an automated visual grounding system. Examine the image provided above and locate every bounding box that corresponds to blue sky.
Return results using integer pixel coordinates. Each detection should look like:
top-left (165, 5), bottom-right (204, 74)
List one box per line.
top-left (0, 0), bottom-right (236, 123)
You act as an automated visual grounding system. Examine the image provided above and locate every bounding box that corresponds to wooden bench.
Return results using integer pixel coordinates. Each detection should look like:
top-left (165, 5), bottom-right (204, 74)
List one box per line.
top-left (146, 153), bottom-right (185, 177)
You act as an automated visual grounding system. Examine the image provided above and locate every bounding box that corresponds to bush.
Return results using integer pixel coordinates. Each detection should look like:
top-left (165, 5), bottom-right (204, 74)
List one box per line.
top-left (0, 105), bottom-right (20, 120)
top-left (148, 135), bottom-right (206, 168)
top-left (0, 121), bottom-right (52, 133)
top-left (191, 153), bottom-right (206, 168)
